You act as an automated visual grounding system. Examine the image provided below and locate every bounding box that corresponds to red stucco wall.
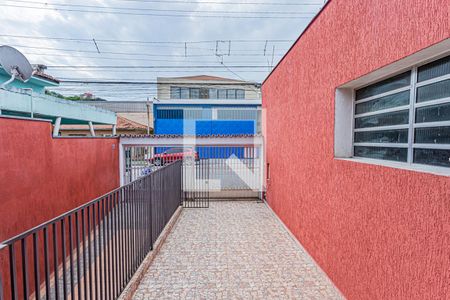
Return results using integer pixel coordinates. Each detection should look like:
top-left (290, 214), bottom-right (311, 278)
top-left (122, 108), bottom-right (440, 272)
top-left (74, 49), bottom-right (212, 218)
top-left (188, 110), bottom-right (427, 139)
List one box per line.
top-left (0, 117), bottom-right (119, 242)
top-left (262, 0), bottom-right (449, 299)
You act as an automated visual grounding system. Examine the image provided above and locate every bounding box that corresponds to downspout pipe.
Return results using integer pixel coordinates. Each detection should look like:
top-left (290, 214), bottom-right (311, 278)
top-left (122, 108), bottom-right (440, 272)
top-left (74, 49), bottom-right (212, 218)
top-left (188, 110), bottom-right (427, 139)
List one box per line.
top-left (0, 72), bottom-right (16, 89)
top-left (1, 68), bottom-right (35, 89)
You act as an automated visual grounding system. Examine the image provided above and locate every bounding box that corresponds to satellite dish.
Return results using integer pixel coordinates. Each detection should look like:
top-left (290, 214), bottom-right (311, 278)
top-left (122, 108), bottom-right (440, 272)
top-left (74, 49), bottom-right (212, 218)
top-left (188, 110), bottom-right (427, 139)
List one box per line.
top-left (0, 46), bottom-right (33, 86)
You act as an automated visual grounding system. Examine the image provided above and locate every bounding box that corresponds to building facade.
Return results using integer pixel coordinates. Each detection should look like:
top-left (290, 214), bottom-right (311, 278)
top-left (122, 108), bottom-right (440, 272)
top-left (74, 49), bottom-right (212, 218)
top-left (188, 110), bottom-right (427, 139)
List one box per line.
top-left (262, 0), bottom-right (449, 299)
top-left (154, 75), bottom-right (261, 135)
top-left (0, 67), bottom-right (59, 94)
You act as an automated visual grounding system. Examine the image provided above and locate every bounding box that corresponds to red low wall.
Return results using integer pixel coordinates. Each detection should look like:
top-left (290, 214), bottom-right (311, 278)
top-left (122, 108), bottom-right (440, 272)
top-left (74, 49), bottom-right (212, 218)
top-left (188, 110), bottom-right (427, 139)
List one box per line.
top-left (0, 117), bottom-right (119, 298)
top-left (0, 117), bottom-right (119, 242)
top-left (262, 0), bottom-right (449, 299)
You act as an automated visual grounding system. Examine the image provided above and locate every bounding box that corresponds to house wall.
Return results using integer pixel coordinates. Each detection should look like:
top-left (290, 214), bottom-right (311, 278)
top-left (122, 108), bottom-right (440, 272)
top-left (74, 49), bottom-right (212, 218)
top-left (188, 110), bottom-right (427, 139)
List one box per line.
top-left (0, 89), bottom-right (117, 125)
top-left (155, 119), bottom-right (255, 135)
top-left (156, 80), bottom-right (260, 100)
top-left (0, 73), bottom-right (56, 94)
top-left (153, 104), bottom-right (261, 135)
top-left (262, 0), bottom-right (449, 299)
top-left (0, 117), bottom-right (120, 242)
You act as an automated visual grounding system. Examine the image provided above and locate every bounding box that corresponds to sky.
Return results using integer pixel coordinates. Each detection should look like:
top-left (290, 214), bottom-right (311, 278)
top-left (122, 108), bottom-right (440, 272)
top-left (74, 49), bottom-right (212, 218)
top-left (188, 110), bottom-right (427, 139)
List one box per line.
top-left (0, 0), bottom-right (326, 100)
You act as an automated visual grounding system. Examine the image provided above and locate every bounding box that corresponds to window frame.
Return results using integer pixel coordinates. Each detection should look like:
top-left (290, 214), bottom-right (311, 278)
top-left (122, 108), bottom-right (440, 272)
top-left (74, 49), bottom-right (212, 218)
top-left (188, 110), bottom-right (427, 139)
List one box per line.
top-left (236, 89), bottom-right (245, 99)
top-left (170, 86), bottom-right (181, 99)
top-left (226, 89), bottom-right (237, 99)
top-left (218, 89), bottom-right (227, 99)
top-left (180, 87), bottom-right (190, 99)
top-left (351, 53), bottom-right (450, 169)
top-left (208, 88), bottom-right (218, 99)
top-left (189, 88), bottom-right (200, 99)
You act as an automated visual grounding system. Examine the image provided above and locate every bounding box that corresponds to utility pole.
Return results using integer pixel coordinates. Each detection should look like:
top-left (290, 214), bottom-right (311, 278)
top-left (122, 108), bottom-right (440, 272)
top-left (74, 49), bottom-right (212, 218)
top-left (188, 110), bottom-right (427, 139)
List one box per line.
top-left (146, 97), bottom-right (151, 135)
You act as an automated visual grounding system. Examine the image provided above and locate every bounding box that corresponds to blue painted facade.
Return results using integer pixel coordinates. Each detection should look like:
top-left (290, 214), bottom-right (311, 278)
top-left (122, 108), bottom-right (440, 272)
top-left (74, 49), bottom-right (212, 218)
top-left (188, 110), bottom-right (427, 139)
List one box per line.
top-left (154, 119), bottom-right (255, 135)
top-left (153, 103), bottom-right (260, 136)
top-left (154, 145), bottom-right (247, 159)
top-left (153, 102), bottom-right (260, 159)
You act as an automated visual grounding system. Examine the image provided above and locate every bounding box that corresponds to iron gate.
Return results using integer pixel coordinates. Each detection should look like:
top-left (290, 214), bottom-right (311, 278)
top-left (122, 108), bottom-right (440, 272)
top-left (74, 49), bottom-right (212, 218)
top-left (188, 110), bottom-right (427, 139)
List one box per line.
top-left (182, 156), bottom-right (209, 208)
top-left (123, 145), bottom-right (211, 208)
top-left (121, 140), bottom-right (263, 208)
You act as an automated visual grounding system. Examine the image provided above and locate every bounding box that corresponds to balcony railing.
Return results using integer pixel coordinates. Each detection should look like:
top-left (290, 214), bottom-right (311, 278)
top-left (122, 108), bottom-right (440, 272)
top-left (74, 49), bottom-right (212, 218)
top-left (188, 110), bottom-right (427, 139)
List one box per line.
top-left (0, 87), bottom-right (117, 126)
top-left (0, 160), bottom-right (182, 300)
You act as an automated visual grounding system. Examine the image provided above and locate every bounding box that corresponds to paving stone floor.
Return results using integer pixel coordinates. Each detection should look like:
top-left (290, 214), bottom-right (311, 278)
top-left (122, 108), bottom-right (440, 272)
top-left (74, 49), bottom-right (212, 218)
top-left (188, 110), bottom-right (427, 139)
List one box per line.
top-left (133, 201), bottom-right (344, 300)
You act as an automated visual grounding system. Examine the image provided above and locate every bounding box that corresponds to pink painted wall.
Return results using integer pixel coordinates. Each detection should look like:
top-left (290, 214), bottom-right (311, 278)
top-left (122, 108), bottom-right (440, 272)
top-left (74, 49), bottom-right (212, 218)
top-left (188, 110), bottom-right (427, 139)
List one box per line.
top-left (0, 117), bottom-right (119, 298)
top-left (262, 0), bottom-right (449, 299)
top-left (0, 117), bottom-right (119, 242)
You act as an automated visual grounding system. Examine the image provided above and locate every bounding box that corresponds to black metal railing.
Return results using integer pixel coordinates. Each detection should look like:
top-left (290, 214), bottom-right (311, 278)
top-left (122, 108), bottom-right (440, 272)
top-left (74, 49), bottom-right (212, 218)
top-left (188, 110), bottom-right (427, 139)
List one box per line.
top-left (0, 160), bottom-right (182, 300)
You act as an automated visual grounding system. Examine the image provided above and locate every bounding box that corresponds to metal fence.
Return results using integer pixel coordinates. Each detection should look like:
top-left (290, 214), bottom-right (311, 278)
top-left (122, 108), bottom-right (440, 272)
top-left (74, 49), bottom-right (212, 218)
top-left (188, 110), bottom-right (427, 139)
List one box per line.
top-left (123, 145), bottom-right (262, 195)
top-left (0, 160), bottom-right (182, 300)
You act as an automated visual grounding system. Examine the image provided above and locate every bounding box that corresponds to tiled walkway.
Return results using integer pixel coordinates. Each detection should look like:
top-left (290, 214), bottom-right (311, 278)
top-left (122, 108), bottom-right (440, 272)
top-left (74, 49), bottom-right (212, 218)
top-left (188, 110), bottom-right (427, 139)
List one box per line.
top-left (132, 201), bottom-right (343, 299)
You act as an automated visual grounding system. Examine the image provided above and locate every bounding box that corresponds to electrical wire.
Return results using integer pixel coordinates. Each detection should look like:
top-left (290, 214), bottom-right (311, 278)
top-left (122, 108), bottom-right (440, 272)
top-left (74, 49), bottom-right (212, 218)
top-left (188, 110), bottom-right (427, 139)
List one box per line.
top-left (21, 51), bottom-right (279, 64)
top-left (1, 3), bottom-right (317, 19)
top-left (8, 44), bottom-right (214, 57)
top-left (8, 0), bottom-right (320, 15)
top-left (46, 65), bottom-right (269, 68)
top-left (9, 44), bottom-right (286, 57)
top-left (0, 33), bottom-right (294, 44)
top-left (58, 80), bottom-right (261, 85)
top-left (88, 0), bottom-right (323, 6)
top-left (52, 70), bottom-right (269, 73)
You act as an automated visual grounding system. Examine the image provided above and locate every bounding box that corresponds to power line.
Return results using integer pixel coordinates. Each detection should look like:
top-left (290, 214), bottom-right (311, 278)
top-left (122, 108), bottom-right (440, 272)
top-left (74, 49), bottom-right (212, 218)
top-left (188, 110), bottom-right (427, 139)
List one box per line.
top-left (46, 65), bottom-right (269, 68)
top-left (10, 44), bottom-right (286, 57)
top-left (2, 39), bottom-right (289, 54)
top-left (217, 58), bottom-right (247, 81)
top-left (0, 34), bottom-right (294, 44)
top-left (59, 80), bottom-right (261, 85)
top-left (0, 36), bottom-right (288, 70)
top-left (1, 3), bottom-right (317, 19)
top-left (52, 91), bottom-right (158, 93)
top-left (20, 51), bottom-right (284, 65)
top-left (8, 44), bottom-right (214, 57)
top-left (54, 70), bottom-right (269, 75)
top-left (23, 52), bottom-right (275, 64)
top-left (9, 0), bottom-right (320, 15)
top-left (52, 85), bottom-right (159, 89)
top-left (51, 84), bottom-right (159, 90)
top-left (53, 71), bottom-right (269, 74)
top-left (91, 0), bottom-right (323, 6)
top-left (1, 35), bottom-right (290, 54)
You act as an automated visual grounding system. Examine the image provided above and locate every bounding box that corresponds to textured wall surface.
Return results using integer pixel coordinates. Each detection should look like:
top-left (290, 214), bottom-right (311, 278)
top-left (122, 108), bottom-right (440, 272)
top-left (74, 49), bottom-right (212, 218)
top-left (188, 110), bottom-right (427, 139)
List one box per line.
top-left (262, 0), bottom-right (449, 299)
top-left (0, 117), bottom-right (120, 242)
